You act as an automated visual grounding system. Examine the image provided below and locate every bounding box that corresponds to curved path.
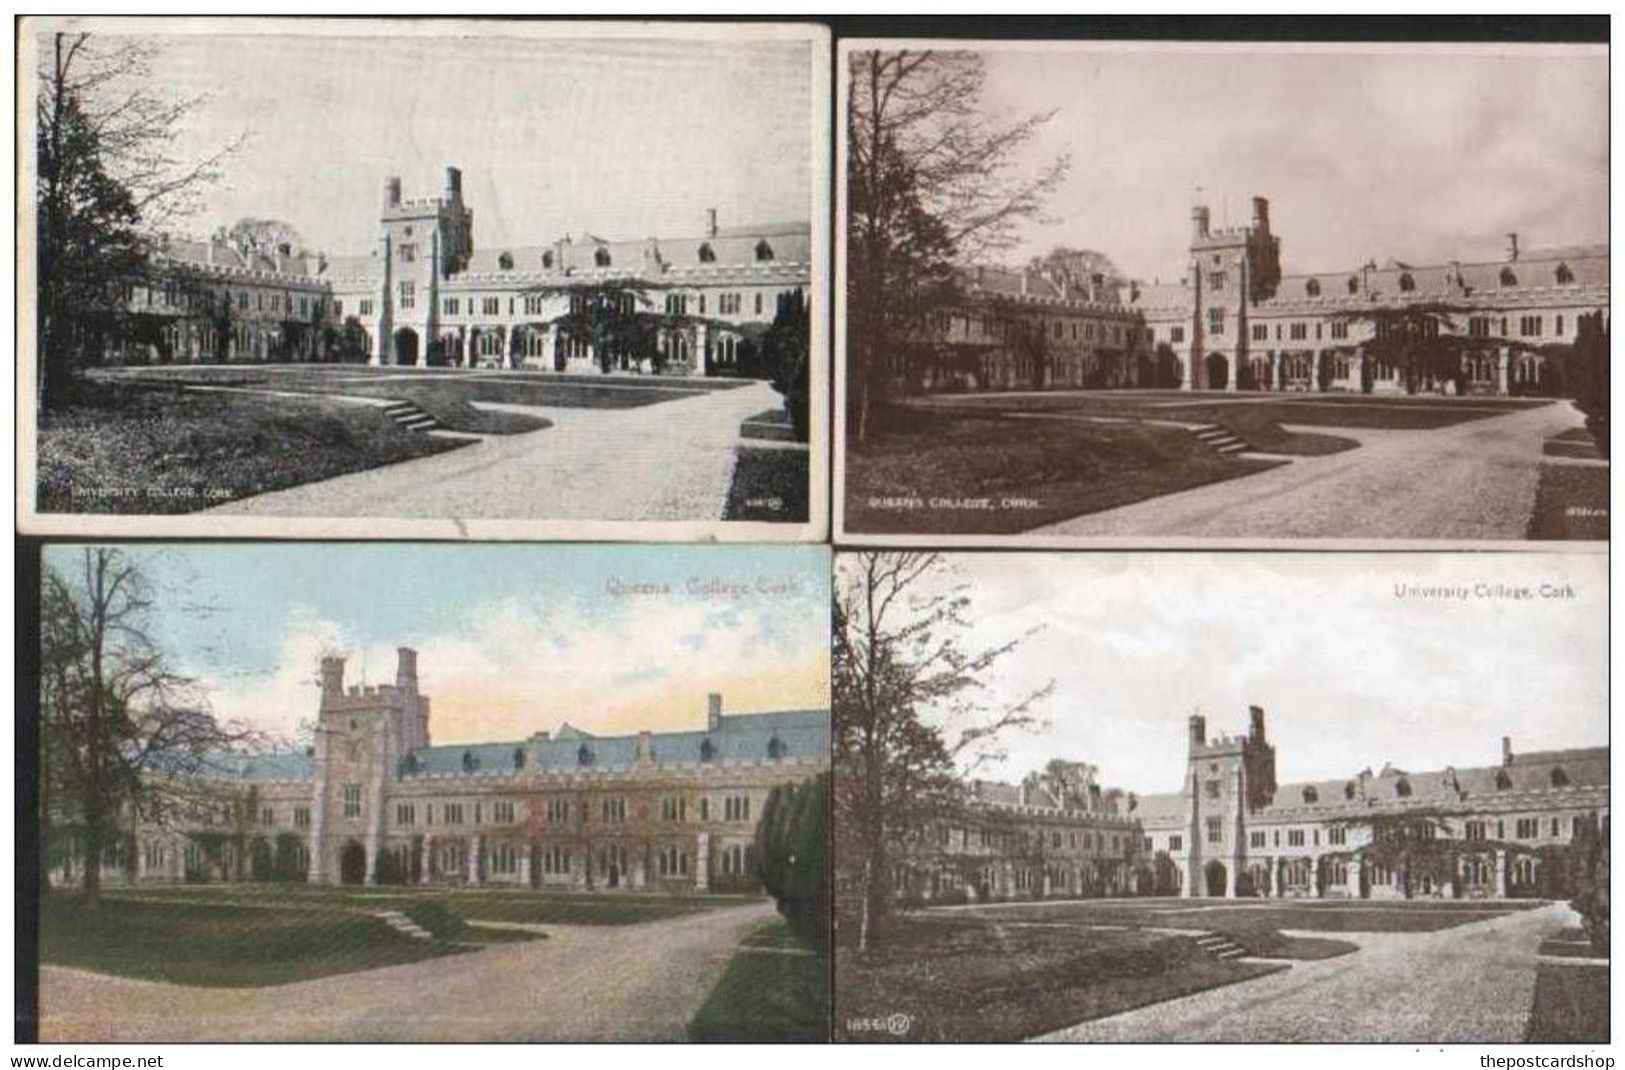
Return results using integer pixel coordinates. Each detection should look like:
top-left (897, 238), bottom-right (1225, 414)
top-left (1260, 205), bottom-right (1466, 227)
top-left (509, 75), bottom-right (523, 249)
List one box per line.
top-left (1037, 902), bottom-right (1572, 1043)
top-left (205, 381), bottom-right (778, 521)
top-left (1038, 401), bottom-right (1582, 540)
top-left (39, 899), bottom-right (776, 1042)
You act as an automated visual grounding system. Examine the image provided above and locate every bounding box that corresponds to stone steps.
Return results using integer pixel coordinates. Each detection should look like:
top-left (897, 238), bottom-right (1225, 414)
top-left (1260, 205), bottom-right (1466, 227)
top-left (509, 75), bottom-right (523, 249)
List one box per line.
top-left (1191, 424), bottom-right (1249, 455)
top-left (381, 400), bottom-right (441, 433)
top-left (1192, 930), bottom-right (1248, 960)
top-left (376, 909), bottom-right (435, 941)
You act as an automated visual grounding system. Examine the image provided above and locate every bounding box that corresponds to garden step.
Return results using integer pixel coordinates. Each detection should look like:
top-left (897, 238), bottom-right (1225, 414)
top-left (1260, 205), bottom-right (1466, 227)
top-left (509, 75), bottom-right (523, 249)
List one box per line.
top-left (380, 401), bottom-right (441, 433)
top-left (1190, 424), bottom-right (1248, 455)
top-left (375, 910), bottom-right (435, 941)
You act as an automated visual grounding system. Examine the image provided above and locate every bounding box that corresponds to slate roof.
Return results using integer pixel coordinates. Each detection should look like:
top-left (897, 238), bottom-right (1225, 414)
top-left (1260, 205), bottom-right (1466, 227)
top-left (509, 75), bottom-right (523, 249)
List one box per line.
top-left (196, 750), bottom-right (314, 783)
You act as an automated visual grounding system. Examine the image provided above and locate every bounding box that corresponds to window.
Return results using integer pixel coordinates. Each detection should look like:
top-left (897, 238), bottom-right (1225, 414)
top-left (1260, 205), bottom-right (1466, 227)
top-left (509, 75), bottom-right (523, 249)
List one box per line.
top-left (438, 802), bottom-right (461, 825)
top-left (1347, 275), bottom-right (1359, 294)
top-left (260, 806), bottom-right (275, 826)
top-left (542, 845), bottom-right (570, 875)
top-left (493, 800), bottom-right (515, 824)
top-left (1306, 278), bottom-right (1321, 297)
top-left (1302, 786), bottom-right (1318, 804)
top-left (656, 845), bottom-right (690, 877)
top-left (719, 293), bottom-right (741, 316)
top-left (1555, 263), bottom-right (1574, 284)
top-left (444, 297), bottom-right (460, 316)
top-left (1551, 767), bottom-right (1570, 788)
top-left (1289, 322), bottom-right (1308, 341)
top-left (594, 248), bottom-right (611, 267)
top-left (699, 738), bottom-right (715, 762)
top-left (719, 843), bottom-right (751, 876)
top-left (1168, 835), bottom-right (1182, 852)
top-left (661, 796), bottom-right (687, 822)
top-left (482, 297), bottom-right (500, 316)
top-left (1252, 323), bottom-right (1268, 342)
top-left (577, 744), bottom-right (594, 767)
top-left (489, 841), bottom-right (518, 875)
top-left (600, 797), bottom-right (626, 823)
top-left (665, 293), bottom-right (687, 316)
top-left (1330, 320), bottom-right (1349, 340)
top-left (1208, 271), bottom-right (1227, 291)
top-left (1395, 777), bottom-right (1412, 798)
top-left (754, 239), bottom-right (774, 261)
top-left (1170, 326), bottom-right (1185, 344)
top-left (1519, 316), bottom-right (1543, 337)
top-left (1495, 769), bottom-right (1512, 790)
top-left (1500, 267), bottom-right (1517, 287)
top-left (754, 292), bottom-right (763, 315)
top-left (1516, 817), bottom-right (1539, 839)
top-left (498, 251), bottom-right (514, 270)
top-left (396, 803), bottom-right (415, 827)
top-left (343, 784), bottom-right (362, 819)
top-left (1327, 826), bottom-right (1347, 845)
top-left (1468, 316), bottom-right (1492, 337)
top-left (1465, 820), bottom-right (1486, 842)
top-left (1552, 817), bottom-right (1561, 837)
top-left (333, 299), bottom-right (344, 317)
top-left (399, 281), bottom-right (415, 310)
top-left (1207, 307), bottom-right (1224, 335)
top-left (1556, 315), bottom-right (1565, 337)
top-left (1205, 816), bottom-right (1222, 844)
top-left (1250, 830), bottom-right (1266, 848)
top-left (698, 243), bottom-right (715, 263)
top-left (724, 794), bottom-right (752, 822)
top-left (294, 807), bottom-right (310, 829)
top-left (1287, 829), bottom-right (1306, 847)
top-left (359, 298), bottom-right (373, 317)
top-left (767, 734), bottom-right (786, 759)
top-left (1398, 272), bottom-right (1415, 292)
top-left (399, 243), bottom-right (416, 263)
top-left (238, 292), bottom-right (250, 310)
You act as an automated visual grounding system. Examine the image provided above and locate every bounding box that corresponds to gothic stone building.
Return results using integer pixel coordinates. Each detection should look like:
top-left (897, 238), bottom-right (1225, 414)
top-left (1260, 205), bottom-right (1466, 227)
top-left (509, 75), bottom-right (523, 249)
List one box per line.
top-left (108, 648), bottom-right (829, 892)
top-left (895, 705), bottom-right (1606, 904)
top-left (108, 166), bottom-right (810, 377)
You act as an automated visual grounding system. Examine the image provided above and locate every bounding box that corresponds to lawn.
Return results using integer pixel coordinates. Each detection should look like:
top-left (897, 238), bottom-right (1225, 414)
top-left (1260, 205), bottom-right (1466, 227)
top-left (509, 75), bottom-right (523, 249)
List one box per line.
top-left (687, 918), bottom-right (831, 1042)
top-left (844, 406), bottom-right (1281, 534)
top-left (40, 894), bottom-right (462, 987)
top-left (834, 912), bottom-right (1280, 1042)
top-left (36, 381), bottom-right (464, 514)
top-left (725, 445), bottom-right (811, 522)
top-left (970, 896), bottom-right (1532, 938)
top-left (1543, 427), bottom-right (1605, 461)
top-left (1527, 463), bottom-right (1609, 540)
top-left (1525, 963), bottom-right (1609, 1042)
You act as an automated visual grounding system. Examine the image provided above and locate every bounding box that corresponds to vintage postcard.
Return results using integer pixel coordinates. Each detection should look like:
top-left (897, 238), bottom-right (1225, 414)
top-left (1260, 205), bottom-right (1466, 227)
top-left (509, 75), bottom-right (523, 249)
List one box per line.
top-left (18, 17), bottom-right (830, 542)
top-left (27, 542), bottom-right (832, 1042)
top-left (834, 39), bottom-right (1608, 548)
top-left (832, 550), bottom-right (1607, 1042)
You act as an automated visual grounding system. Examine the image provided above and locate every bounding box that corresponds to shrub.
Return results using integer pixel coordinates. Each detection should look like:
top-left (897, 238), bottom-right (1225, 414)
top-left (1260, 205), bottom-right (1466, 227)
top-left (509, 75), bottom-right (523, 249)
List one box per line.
top-left (1568, 819), bottom-right (1610, 952)
top-left (754, 771), bottom-right (830, 948)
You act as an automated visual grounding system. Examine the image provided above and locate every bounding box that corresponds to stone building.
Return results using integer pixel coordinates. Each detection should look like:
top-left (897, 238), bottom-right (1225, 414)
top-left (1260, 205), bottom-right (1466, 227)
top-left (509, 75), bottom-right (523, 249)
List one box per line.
top-left (99, 648), bottom-right (830, 893)
top-left (102, 166), bottom-right (811, 377)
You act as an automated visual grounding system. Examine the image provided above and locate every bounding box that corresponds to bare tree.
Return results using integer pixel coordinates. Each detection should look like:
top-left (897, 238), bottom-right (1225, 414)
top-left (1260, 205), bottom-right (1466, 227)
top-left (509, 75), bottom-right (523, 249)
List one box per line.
top-left (39, 547), bottom-right (260, 901)
top-left (833, 552), bottom-right (1052, 950)
top-left (846, 50), bottom-right (1069, 439)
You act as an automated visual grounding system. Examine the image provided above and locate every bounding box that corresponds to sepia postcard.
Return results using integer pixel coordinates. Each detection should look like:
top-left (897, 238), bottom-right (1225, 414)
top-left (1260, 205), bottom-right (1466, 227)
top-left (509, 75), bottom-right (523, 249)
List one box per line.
top-left (26, 541), bottom-right (832, 1042)
top-left (834, 39), bottom-right (1609, 549)
top-left (18, 17), bottom-right (830, 542)
top-left (831, 549), bottom-right (1608, 1042)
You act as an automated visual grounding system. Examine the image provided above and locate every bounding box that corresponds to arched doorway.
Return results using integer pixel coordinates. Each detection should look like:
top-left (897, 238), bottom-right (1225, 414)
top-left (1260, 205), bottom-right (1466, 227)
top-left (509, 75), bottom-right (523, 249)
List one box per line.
top-left (393, 327), bottom-right (420, 367)
top-left (1205, 352), bottom-right (1229, 391)
top-left (340, 841), bottom-right (367, 885)
top-left (1204, 859), bottom-right (1228, 897)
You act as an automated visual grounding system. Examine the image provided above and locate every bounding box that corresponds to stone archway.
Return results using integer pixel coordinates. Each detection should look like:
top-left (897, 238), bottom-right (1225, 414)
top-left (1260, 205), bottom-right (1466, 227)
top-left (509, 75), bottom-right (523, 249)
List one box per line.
top-left (393, 327), bottom-right (420, 367)
top-left (1204, 352), bottom-right (1229, 391)
top-left (1204, 859), bottom-right (1228, 898)
top-left (339, 841), bottom-right (367, 885)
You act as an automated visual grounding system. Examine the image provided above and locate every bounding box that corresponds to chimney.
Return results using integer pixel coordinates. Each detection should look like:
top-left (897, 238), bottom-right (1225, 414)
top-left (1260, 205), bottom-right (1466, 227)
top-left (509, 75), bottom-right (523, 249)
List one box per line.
top-left (444, 166), bottom-right (462, 198)
top-left (706, 208), bottom-right (718, 238)
top-left (1502, 736), bottom-right (1514, 767)
top-left (396, 647), bottom-right (418, 692)
top-left (384, 176), bottom-right (402, 209)
top-left (1188, 714), bottom-right (1206, 748)
top-left (636, 730), bottom-right (653, 764)
top-left (320, 656), bottom-right (345, 697)
top-left (707, 692), bottom-right (723, 731)
top-left (1191, 203), bottom-right (1211, 243)
top-left (1506, 233), bottom-right (1519, 262)
top-left (1450, 260), bottom-right (1462, 289)
top-left (1251, 196), bottom-right (1270, 230)
top-left (1020, 272), bottom-right (1030, 297)
top-left (1249, 705), bottom-right (1266, 743)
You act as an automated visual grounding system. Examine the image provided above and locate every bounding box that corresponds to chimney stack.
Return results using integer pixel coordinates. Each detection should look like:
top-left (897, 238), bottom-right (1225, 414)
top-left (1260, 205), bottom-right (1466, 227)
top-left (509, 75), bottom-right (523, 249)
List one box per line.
top-left (1189, 714), bottom-right (1207, 748)
top-left (1191, 203), bottom-right (1211, 243)
top-left (706, 208), bottom-right (718, 238)
top-left (1506, 233), bottom-right (1519, 262)
top-left (384, 176), bottom-right (402, 210)
top-left (444, 166), bottom-right (462, 198)
top-left (707, 692), bottom-right (723, 732)
top-left (1251, 196), bottom-right (1270, 230)
top-left (1249, 705), bottom-right (1266, 742)
top-left (1502, 736), bottom-right (1514, 767)
top-left (396, 647), bottom-right (418, 692)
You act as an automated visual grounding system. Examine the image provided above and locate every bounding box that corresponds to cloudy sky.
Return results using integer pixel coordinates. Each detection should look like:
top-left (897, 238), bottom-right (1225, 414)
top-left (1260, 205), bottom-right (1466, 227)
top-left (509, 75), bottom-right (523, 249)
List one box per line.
top-left (47, 21), bottom-right (814, 254)
top-left (840, 552), bottom-right (1608, 798)
top-left (44, 544), bottom-right (830, 747)
top-left (967, 42), bottom-right (1608, 280)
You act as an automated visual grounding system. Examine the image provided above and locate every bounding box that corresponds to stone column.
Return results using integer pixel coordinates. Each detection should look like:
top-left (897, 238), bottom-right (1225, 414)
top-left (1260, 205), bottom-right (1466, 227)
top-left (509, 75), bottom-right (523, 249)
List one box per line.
top-left (1180, 350), bottom-right (1193, 391)
top-left (421, 835), bottom-right (434, 884)
top-left (1225, 352), bottom-right (1238, 394)
top-left (692, 322), bottom-right (709, 377)
top-left (469, 834), bottom-right (483, 885)
top-left (1494, 849), bottom-right (1507, 898)
top-left (1496, 349), bottom-right (1510, 396)
top-left (695, 832), bottom-right (710, 892)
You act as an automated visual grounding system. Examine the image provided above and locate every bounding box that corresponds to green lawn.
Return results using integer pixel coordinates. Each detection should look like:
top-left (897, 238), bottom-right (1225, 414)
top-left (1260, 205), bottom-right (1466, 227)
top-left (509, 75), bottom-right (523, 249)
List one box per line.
top-left (1528, 463), bottom-right (1609, 540)
top-left (688, 918), bottom-right (831, 1042)
top-left (36, 381), bottom-right (464, 514)
top-left (834, 913), bottom-right (1279, 1042)
top-left (844, 406), bottom-right (1281, 534)
top-left (1526, 963), bottom-right (1609, 1042)
top-left (970, 896), bottom-right (1532, 938)
top-left (41, 894), bottom-right (462, 987)
top-left (725, 445), bottom-right (811, 522)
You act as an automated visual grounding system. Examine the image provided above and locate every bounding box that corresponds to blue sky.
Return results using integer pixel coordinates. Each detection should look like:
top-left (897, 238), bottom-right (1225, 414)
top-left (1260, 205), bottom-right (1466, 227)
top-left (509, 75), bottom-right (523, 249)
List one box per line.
top-left (43, 544), bottom-right (831, 745)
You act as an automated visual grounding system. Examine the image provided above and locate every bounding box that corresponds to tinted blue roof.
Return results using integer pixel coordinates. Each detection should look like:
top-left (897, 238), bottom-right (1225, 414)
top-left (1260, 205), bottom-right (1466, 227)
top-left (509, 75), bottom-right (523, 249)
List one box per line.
top-left (197, 751), bottom-right (314, 783)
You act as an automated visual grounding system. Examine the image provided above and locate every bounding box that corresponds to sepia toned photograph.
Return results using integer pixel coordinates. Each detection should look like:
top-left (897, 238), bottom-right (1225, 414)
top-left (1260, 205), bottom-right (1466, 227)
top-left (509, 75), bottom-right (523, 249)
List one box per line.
top-left (833, 550), bottom-right (1607, 1042)
top-left (27, 542), bottom-right (831, 1042)
top-left (835, 41), bottom-right (1608, 546)
top-left (20, 18), bottom-right (829, 542)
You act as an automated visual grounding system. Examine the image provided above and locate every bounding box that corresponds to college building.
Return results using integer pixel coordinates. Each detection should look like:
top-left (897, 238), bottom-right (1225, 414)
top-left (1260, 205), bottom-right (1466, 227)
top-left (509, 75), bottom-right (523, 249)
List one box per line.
top-left (905, 195), bottom-right (1607, 397)
top-left (106, 166), bottom-right (811, 377)
top-left (79, 648), bottom-right (830, 893)
top-left (898, 705), bottom-right (1607, 903)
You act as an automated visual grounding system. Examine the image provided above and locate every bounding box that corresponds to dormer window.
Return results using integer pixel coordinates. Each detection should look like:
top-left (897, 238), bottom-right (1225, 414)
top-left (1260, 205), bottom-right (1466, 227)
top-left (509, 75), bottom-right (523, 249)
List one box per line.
top-left (1305, 279), bottom-right (1321, 297)
top-left (1551, 766), bottom-right (1570, 788)
top-left (698, 243), bottom-right (716, 263)
top-left (1496, 768), bottom-right (1512, 791)
top-left (699, 738), bottom-right (715, 763)
top-left (577, 744), bottom-right (594, 767)
top-left (767, 734), bottom-right (786, 760)
top-left (594, 248), bottom-right (611, 267)
top-left (754, 239), bottom-right (774, 262)
top-left (1347, 276), bottom-right (1359, 294)
top-left (542, 251), bottom-right (554, 269)
top-left (1398, 272), bottom-right (1415, 292)
top-left (513, 747), bottom-right (526, 770)
top-left (498, 251), bottom-right (514, 271)
top-left (1555, 263), bottom-right (1574, 285)
top-left (1302, 786), bottom-right (1318, 804)
top-left (462, 750), bottom-right (478, 773)
top-left (1500, 267), bottom-right (1517, 287)
top-left (1344, 781), bottom-right (1356, 800)
top-left (1394, 776), bottom-right (1412, 798)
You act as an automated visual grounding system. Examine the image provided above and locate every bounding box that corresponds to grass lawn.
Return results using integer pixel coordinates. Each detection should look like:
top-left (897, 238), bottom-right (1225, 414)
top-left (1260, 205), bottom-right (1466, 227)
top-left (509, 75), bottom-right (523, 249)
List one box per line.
top-left (1525, 963), bottom-right (1609, 1042)
top-left (36, 382), bottom-right (463, 514)
top-left (740, 407), bottom-right (802, 443)
top-left (971, 897), bottom-right (1531, 938)
top-left (844, 407), bottom-right (1281, 534)
top-left (41, 894), bottom-right (461, 987)
top-left (687, 918), bottom-right (831, 1042)
top-left (834, 913), bottom-right (1279, 1042)
top-left (1543, 427), bottom-right (1605, 461)
top-left (1527, 463), bottom-right (1609, 540)
top-left (725, 445), bottom-right (811, 522)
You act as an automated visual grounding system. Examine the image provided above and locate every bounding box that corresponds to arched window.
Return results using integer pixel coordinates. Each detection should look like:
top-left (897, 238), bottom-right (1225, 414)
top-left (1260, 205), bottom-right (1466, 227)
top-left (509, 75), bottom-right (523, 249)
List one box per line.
top-left (513, 747), bottom-right (526, 771)
top-left (1394, 776), bottom-right (1412, 798)
top-left (498, 251), bottom-right (514, 271)
top-left (698, 243), bottom-right (715, 263)
top-left (1551, 766), bottom-right (1570, 788)
top-left (767, 734), bottom-right (786, 760)
top-left (1398, 272), bottom-right (1415, 292)
top-left (594, 248), bottom-right (611, 267)
top-left (1347, 276), bottom-right (1359, 294)
top-left (754, 239), bottom-right (774, 261)
top-left (1555, 263), bottom-right (1574, 285)
top-left (1500, 267), bottom-right (1517, 287)
top-left (699, 738), bottom-right (715, 763)
top-left (1302, 786), bottom-right (1318, 804)
top-left (542, 251), bottom-right (554, 269)
top-left (1305, 279), bottom-right (1321, 297)
top-left (1344, 781), bottom-right (1356, 800)
top-left (577, 744), bottom-right (594, 767)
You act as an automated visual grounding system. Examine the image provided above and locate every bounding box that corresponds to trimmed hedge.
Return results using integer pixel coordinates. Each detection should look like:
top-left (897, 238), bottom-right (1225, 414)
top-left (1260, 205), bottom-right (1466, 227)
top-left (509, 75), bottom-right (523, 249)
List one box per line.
top-left (754, 771), bottom-right (830, 948)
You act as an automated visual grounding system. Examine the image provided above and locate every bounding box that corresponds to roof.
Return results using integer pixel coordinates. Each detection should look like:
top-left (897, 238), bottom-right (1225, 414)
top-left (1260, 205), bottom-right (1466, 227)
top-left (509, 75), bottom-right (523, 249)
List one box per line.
top-left (460, 225), bottom-right (811, 280)
top-left (405, 707), bottom-right (829, 777)
top-left (197, 751), bottom-right (314, 783)
top-left (1130, 791), bottom-right (1187, 825)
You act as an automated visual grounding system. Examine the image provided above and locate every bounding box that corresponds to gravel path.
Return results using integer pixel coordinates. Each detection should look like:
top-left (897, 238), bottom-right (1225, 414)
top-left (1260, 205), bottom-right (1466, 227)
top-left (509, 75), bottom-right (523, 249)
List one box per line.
top-left (1036, 901), bottom-right (1571, 1043)
top-left (204, 381), bottom-right (777, 521)
top-left (1037, 401), bottom-right (1582, 539)
top-left (39, 899), bottom-right (777, 1042)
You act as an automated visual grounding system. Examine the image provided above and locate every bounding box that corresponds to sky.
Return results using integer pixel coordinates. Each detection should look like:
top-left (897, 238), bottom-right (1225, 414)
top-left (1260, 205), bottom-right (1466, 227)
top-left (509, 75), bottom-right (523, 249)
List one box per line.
top-left (968, 43), bottom-right (1608, 281)
top-left (42, 544), bottom-right (830, 747)
top-left (838, 552), bottom-right (1608, 798)
top-left (59, 24), bottom-right (813, 254)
